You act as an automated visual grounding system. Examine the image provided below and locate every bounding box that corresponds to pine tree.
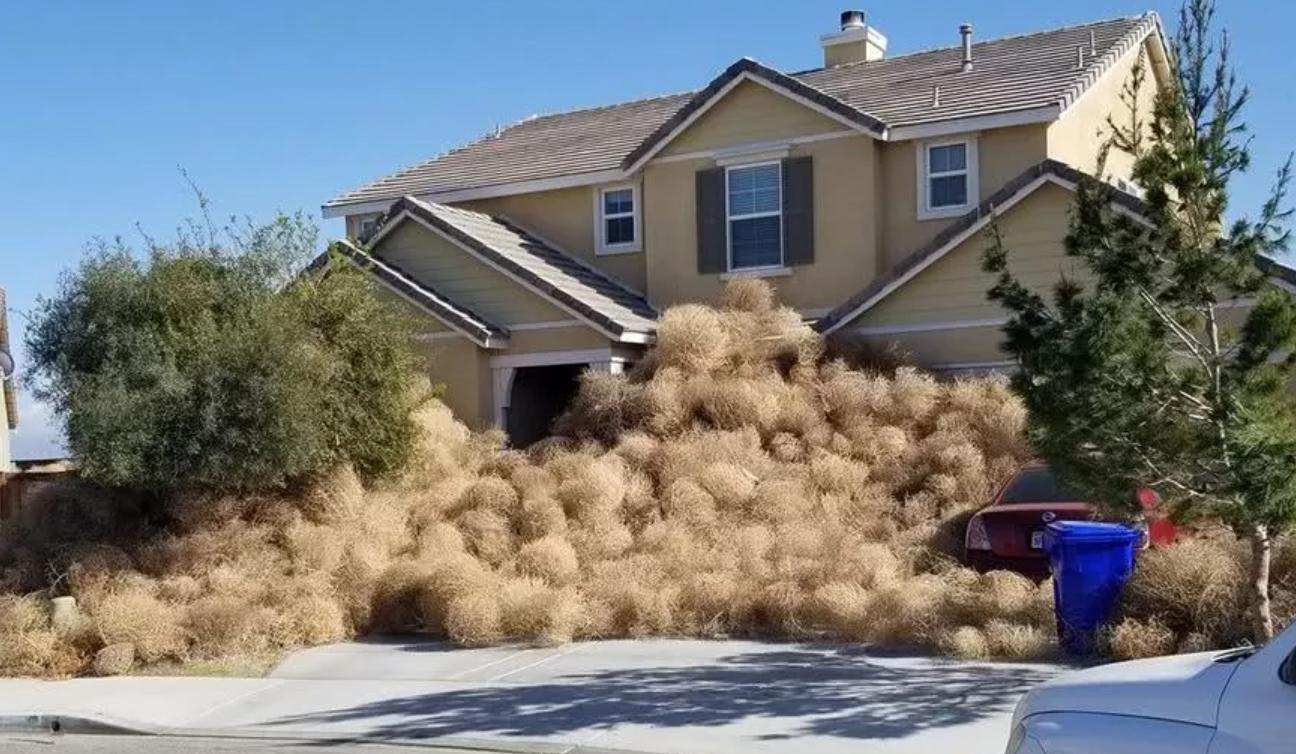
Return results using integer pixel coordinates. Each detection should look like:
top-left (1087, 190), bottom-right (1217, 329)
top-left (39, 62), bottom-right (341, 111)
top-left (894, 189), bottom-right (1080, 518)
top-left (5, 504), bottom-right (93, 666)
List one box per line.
top-left (983, 0), bottom-right (1296, 640)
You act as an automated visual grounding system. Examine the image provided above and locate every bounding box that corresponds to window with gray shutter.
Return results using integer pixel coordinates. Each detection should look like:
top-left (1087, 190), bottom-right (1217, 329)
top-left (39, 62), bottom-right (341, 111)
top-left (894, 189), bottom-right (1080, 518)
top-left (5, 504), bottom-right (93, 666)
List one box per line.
top-left (696, 167), bottom-right (726, 273)
top-left (727, 163), bottom-right (783, 270)
top-left (782, 156), bottom-right (813, 266)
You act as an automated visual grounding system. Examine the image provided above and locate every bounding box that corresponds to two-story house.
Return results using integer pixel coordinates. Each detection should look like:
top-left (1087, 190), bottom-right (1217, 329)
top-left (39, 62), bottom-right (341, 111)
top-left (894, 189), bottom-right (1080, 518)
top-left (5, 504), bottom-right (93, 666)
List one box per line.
top-left (321, 11), bottom-right (1173, 444)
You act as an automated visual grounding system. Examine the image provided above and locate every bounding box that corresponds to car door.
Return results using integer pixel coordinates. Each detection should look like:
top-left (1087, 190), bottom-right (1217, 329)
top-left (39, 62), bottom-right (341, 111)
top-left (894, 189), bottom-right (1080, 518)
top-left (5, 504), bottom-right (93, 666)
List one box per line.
top-left (1209, 624), bottom-right (1296, 753)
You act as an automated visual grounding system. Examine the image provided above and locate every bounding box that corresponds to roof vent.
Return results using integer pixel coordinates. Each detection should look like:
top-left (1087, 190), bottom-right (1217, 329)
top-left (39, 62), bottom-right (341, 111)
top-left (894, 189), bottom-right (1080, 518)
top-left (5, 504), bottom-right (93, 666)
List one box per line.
top-left (820, 9), bottom-right (887, 67)
top-left (960, 23), bottom-right (974, 72)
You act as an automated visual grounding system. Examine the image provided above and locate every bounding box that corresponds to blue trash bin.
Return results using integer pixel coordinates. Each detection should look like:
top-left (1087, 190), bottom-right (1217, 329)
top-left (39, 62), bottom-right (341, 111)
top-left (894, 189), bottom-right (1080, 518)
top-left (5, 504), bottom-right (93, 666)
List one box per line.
top-left (1042, 521), bottom-right (1142, 654)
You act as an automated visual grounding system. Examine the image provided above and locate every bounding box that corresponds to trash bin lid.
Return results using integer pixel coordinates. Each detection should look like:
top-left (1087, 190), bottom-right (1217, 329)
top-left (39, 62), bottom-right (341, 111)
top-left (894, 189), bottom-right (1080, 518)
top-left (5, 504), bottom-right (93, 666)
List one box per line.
top-left (1046, 520), bottom-right (1140, 543)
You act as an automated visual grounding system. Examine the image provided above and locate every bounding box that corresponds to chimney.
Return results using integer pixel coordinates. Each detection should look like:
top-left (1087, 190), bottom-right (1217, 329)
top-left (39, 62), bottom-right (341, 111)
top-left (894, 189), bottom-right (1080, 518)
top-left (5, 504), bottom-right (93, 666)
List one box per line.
top-left (959, 23), bottom-right (974, 72)
top-left (820, 9), bottom-right (887, 67)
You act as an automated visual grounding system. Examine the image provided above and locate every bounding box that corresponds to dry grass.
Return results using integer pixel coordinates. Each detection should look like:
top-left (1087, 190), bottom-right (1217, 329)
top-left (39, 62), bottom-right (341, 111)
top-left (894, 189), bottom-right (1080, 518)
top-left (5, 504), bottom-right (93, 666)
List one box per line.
top-left (3, 279), bottom-right (1280, 677)
top-left (92, 643), bottom-right (134, 676)
top-left (94, 587), bottom-right (186, 664)
top-left (1105, 617), bottom-right (1178, 660)
top-left (1120, 533), bottom-right (1290, 652)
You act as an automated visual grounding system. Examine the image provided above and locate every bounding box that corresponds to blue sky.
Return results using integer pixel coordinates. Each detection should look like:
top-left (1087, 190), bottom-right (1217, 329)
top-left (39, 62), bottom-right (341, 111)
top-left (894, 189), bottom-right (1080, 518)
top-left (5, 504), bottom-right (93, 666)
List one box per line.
top-left (2, 1), bottom-right (1292, 458)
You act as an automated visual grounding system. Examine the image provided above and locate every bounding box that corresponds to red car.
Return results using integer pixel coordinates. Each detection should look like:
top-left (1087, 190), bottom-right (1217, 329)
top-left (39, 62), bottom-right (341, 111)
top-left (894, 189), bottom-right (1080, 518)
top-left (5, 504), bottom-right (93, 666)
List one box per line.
top-left (964, 464), bottom-right (1172, 578)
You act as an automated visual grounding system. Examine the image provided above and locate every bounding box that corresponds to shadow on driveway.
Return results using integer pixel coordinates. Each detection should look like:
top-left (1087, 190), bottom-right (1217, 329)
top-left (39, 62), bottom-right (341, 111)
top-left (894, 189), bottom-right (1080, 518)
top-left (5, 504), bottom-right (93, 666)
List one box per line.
top-left (268, 643), bottom-right (1054, 743)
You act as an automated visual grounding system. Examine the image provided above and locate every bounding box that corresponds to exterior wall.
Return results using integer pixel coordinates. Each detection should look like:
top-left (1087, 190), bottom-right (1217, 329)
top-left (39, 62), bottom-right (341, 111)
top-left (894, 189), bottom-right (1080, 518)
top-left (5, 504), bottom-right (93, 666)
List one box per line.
top-left (373, 221), bottom-right (573, 326)
top-left (879, 124), bottom-right (1050, 271)
top-left (660, 80), bottom-right (849, 157)
top-left (416, 326), bottom-right (633, 431)
top-left (861, 325), bottom-right (1009, 369)
top-left (507, 326), bottom-right (618, 353)
top-left (1049, 39), bottom-right (1162, 182)
top-left (868, 182), bottom-right (1081, 325)
top-left (644, 133), bottom-right (880, 313)
top-left (416, 336), bottom-right (494, 430)
top-left (459, 185), bottom-right (648, 292)
top-left (367, 284), bottom-right (452, 334)
top-left (1, 472), bottom-right (82, 532)
top-left (844, 182), bottom-right (1081, 367)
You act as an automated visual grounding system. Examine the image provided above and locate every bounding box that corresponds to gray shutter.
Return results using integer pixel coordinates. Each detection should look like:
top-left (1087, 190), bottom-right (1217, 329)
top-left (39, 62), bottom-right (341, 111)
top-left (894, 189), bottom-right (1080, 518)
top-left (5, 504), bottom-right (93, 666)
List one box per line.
top-left (696, 167), bottom-right (727, 274)
top-left (782, 156), bottom-right (814, 266)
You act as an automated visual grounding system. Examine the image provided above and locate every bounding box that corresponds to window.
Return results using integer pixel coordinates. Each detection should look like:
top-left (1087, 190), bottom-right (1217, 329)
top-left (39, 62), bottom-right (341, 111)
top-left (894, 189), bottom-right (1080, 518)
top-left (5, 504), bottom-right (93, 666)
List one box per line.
top-left (918, 137), bottom-right (978, 219)
top-left (596, 185), bottom-right (640, 254)
top-left (726, 162), bottom-right (782, 270)
top-left (356, 216), bottom-right (379, 242)
top-left (999, 468), bottom-right (1083, 504)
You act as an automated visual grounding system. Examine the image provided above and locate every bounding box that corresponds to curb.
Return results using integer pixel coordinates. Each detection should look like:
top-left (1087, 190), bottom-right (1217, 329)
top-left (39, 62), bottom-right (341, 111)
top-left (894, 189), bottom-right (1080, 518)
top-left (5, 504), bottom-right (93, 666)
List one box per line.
top-left (0, 714), bottom-right (650, 753)
top-left (0, 713), bottom-right (158, 736)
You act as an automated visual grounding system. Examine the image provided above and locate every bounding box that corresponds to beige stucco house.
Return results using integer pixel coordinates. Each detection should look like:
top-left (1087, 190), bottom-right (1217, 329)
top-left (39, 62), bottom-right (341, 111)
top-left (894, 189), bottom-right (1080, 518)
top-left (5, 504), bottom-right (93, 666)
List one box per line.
top-left (318, 11), bottom-right (1205, 443)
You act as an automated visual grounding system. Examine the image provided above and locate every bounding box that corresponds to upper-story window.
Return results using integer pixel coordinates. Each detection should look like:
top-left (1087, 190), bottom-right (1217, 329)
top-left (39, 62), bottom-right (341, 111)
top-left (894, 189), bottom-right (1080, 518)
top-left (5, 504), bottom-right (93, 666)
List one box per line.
top-left (596, 184), bottom-right (641, 254)
top-left (727, 161), bottom-right (783, 270)
top-left (918, 136), bottom-right (978, 220)
top-left (356, 216), bottom-right (379, 242)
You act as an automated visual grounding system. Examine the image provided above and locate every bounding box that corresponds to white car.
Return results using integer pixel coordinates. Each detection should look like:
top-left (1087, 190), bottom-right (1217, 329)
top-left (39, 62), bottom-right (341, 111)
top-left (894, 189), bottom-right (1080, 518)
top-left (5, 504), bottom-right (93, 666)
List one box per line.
top-left (1007, 620), bottom-right (1296, 753)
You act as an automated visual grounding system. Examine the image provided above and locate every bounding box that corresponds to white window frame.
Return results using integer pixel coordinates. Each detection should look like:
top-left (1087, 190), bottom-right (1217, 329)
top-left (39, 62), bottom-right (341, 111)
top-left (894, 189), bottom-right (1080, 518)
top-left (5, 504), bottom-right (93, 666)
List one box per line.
top-left (352, 213), bottom-right (381, 241)
top-left (725, 160), bottom-right (784, 272)
top-left (594, 183), bottom-right (642, 255)
top-left (917, 135), bottom-right (979, 220)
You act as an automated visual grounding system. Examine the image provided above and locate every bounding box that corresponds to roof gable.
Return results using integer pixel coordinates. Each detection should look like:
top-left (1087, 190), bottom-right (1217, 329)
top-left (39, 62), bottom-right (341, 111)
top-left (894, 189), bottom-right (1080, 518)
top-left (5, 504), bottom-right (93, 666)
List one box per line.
top-left (368, 197), bottom-right (658, 343)
top-left (658, 78), bottom-right (855, 158)
top-left (321, 241), bottom-right (510, 348)
top-left (620, 58), bottom-right (885, 173)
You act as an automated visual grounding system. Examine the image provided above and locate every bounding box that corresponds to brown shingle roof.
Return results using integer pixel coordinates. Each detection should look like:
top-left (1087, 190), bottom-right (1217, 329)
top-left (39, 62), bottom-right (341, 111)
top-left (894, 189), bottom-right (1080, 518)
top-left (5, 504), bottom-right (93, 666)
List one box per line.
top-left (325, 14), bottom-right (1159, 213)
top-left (377, 197), bottom-right (658, 340)
top-left (797, 14), bottom-right (1158, 128)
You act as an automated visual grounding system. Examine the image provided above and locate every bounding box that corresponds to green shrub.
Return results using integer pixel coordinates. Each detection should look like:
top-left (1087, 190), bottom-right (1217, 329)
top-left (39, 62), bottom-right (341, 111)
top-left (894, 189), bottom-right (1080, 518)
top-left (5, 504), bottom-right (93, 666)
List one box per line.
top-left (25, 212), bottom-right (425, 492)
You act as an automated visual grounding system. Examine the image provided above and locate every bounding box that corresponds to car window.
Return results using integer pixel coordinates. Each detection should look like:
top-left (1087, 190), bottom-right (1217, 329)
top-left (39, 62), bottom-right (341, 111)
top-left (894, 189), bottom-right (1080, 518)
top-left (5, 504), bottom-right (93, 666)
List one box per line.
top-left (1000, 468), bottom-right (1083, 504)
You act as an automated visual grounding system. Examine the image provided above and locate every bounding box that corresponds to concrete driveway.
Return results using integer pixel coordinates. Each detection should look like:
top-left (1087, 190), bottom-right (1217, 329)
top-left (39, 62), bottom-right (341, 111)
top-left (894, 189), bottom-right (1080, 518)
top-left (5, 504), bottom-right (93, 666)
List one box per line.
top-left (0, 638), bottom-right (1069, 753)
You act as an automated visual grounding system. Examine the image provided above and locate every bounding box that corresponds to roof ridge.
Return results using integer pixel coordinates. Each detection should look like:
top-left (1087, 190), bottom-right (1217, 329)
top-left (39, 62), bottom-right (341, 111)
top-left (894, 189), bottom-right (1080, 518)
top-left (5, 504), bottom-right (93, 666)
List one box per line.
top-left (1054, 13), bottom-right (1160, 113)
top-left (423, 15), bottom-right (1152, 136)
top-left (788, 13), bottom-right (1152, 77)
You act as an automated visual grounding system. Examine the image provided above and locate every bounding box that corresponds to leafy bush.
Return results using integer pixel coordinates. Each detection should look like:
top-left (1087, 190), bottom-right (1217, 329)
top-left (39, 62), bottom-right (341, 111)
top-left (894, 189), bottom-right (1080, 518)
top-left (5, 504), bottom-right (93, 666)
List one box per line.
top-left (25, 213), bottom-right (425, 492)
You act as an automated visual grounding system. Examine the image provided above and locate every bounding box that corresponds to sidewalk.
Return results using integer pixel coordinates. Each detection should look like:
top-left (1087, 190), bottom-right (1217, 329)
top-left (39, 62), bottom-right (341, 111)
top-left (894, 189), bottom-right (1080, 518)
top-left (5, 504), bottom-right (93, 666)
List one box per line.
top-left (0, 638), bottom-right (1067, 753)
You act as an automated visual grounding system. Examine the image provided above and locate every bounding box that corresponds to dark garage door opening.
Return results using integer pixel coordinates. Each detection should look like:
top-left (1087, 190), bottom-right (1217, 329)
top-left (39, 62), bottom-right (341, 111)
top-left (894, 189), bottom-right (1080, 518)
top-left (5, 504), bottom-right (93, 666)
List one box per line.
top-left (506, 363), bottom-right (585, 447)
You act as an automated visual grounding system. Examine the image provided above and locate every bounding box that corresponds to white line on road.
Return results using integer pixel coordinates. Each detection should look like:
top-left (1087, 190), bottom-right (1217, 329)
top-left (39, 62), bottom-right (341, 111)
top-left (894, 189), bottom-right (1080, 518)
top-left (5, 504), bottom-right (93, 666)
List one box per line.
top-left (183, 681), bottom-right (285, 724)
top-left (443, 648), bottom-right (535, 680)
top-left (487, 644), bottom-right (584, 682)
